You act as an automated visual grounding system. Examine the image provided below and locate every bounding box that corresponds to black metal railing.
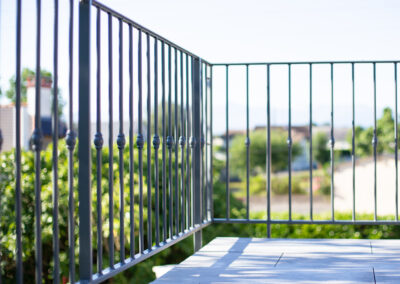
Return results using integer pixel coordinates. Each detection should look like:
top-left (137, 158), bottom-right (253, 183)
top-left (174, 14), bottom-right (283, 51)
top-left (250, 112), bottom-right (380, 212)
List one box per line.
top-left (6, 0), bottom-right (213, 283)
top-left (2, 0), bottom-right (400, 283)
top-left (78, 1), bottom-right (213, 282)
top-left (212, 61), bottom-right (400, 235)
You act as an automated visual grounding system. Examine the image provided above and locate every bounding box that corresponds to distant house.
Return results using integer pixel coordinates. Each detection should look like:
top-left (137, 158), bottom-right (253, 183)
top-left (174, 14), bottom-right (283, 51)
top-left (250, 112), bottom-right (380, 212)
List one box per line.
top-left (215, 125), bottom-right (350, 171)
top-left (0, 104), bottom-right (31, 151)
top-left (0, 78), bottom-right (67, 152)
top-left (254, 125), bottom-right (313, 170)
top-left (313, 126), bottom-right (351, 151)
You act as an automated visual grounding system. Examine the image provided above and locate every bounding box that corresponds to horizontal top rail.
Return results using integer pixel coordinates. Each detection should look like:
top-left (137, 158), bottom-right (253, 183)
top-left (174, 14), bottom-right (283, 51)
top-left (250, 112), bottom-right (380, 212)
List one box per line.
top-left (92, 0), bottom-right (211, 65)
top-left (212, 60), bottom-right (400, 66)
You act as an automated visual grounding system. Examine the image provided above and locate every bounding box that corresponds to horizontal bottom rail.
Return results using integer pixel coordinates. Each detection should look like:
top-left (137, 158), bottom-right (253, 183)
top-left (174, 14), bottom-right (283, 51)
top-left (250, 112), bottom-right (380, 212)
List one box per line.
top-left (213, 218), bottom-right (400, 225)
top-left (79, 221), bottom-right (211, 284)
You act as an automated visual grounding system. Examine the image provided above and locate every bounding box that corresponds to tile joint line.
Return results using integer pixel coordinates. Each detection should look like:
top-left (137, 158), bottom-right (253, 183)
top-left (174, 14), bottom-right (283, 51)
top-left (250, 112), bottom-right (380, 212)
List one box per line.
top-left (274, 252), bottom-right (284, 267)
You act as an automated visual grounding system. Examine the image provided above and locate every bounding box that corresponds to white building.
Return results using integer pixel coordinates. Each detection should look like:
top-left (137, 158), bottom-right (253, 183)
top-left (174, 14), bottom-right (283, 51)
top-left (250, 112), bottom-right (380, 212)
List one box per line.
top-left (0, 104), bottom-right (31, 151)
top-left (0, 76), bottom-right (66, 152)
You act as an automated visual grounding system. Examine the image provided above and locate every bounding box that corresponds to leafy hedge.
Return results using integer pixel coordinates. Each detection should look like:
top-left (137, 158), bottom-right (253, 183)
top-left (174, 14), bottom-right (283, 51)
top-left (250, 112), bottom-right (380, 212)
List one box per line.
top-left (1, 143), bottom-right (399, 283)
top-left (230, 170), bottom-right (331, 198)
top-left (0, 140), bottom-right (180, 283)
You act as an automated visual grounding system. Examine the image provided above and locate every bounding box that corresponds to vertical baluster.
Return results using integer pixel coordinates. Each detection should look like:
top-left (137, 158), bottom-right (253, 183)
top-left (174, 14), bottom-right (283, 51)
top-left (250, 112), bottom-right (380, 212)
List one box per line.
top-left (373, 63), bottom-right (378, 221)
top-left (309, 63), bottom-right (313, 221)
top-left (107, 12), bottom-right (115, 266)
top-left (190, 58), bottom-right (196, 229)
top-left (167, 45), bottom-right (173, 238)
top-left (146, 33), bottom-right (153, 249)
top-left (118, 18), bottom-right (126, 261)
top-left (395, 63), bottom-right (399, 221)
top-left (174, 48), bottom-right (179, 235)
top-left (186, 54), bottom-right (191, 229)
top-left (201, 64), bottom-right (205, 223)
top-left (287, 64), bottom-right (293, 221)
top-left (210, 65), bottom-right (214, 221)
top-left (161, 42), bottom-right (167, 242)
top-left (266, 64), bottom-right (271, 237)
top-left (179, 51), bottom-right (186, 232)
top-left (330, 63), bottom-right (335, 221)
top-left (192, 58), bottom-right (202, 251)
top-left (205, 65), bottom-right (209, 221)
top-left (203, 65), bottom-right (207, 222)
top-left (225, 65), bottom-right (230, 220)
top-left (128, 24), bottom-right (135, 258)
top-left (33, 1), bottom-right (43, 282)
top-left (94, 8), bottom-right (103, 273)
top-left (153, 39), bottom-right (160, 246)
top-left (245, 65), bottom-right (250, 220)
top-left (137, 29), bottom-right (145, 253)
top-left (351, 63), bottom-right (356, 221)
top-left (52, 0), bottom-right (60, 281)
top-left (15, 0), bottom-right (23, 282)
top-left (66, 0), bottom-right (76, 281)
top-left (78, 0), bottom-right (93, 279)
top-left (190, 57), bottom-right (194, 229)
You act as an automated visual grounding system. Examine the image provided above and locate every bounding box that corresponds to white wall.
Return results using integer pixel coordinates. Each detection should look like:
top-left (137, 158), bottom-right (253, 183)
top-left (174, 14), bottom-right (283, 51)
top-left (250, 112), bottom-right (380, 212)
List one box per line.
top-left (335, 156), bottom-right (400, 216)
top-left (27, 86), bottom-right (52, 118)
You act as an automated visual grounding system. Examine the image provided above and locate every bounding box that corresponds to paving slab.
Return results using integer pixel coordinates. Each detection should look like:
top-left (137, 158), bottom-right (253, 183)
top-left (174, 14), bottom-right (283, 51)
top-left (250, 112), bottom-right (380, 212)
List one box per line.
top-left (152, 238), bottom-right (400, 283)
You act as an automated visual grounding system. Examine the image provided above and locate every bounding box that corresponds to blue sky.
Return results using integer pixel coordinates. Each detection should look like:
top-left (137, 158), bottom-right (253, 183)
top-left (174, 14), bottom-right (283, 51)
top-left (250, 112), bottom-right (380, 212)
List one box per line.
top-left (99, 0), bottom-right (400, 63)
top-left (1, 0), bottom-right (400, 134)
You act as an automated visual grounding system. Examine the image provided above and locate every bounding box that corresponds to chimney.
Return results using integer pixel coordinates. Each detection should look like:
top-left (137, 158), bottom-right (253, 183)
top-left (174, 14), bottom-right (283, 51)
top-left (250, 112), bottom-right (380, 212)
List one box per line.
top-left (26, 75), bottom-right (53, 119)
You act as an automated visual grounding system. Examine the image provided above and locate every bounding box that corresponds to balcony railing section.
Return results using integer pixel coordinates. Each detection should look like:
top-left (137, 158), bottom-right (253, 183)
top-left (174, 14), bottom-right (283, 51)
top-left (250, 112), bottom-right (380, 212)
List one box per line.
top-left (2, 0), bottom-right (400, 283)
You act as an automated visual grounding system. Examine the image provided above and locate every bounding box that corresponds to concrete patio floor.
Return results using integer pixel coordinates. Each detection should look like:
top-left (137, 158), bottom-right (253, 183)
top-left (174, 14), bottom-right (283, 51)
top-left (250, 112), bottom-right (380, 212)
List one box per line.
top-left (152, 237), bottom-right (400, 283)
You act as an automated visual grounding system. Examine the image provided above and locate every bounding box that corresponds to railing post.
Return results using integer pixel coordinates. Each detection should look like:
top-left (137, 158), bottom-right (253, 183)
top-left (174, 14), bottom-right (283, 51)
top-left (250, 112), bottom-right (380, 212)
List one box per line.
top-left (192, 57), bottom-right (202, 252)
top-left (210, 66), bottom-right (214, 221)
top-left (78, 0), bottom-right (92, 282)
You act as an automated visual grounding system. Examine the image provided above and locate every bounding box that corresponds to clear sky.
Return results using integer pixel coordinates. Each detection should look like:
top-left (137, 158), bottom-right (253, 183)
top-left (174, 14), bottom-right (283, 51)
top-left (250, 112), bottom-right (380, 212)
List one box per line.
top-left (100, 0), bottom-right (400, 63)
top-left (1, 0), bottom-right (400, 134)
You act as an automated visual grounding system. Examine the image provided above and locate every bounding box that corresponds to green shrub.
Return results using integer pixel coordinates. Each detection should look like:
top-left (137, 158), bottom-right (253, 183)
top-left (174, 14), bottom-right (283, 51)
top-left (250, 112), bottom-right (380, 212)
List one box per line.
top-left (229, 129), bottom-right (303, 177)
top-left (1, 142), bottom-right (398, 283)
top-left (249, 175), bottom-right (267, 195)
top-left (0, 140), bottom-right (182, 283)
top-left (231, 170), bottom-right (332, 197)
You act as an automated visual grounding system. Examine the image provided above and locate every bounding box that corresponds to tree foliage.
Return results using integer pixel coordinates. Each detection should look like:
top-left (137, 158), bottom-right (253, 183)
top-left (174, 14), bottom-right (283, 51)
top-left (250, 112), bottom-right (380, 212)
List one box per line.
top-left (312, 131), bottom-right (330, 165)
top-left (347, 107), bottom-right (397, 157)
top-left (230, 129), bottom-right (302, 176)
top-left (4, 68), bottom-right (51, 103)
top-left (3, 68), bottom-right (64, 116)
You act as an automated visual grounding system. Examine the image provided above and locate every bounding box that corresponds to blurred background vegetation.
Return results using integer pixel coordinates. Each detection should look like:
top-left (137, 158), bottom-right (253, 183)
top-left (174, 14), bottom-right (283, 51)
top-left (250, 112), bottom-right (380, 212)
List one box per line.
top-left (1, 134), bottom-right (400, 283)
top-left (0, 105), bottom-right (399, 283)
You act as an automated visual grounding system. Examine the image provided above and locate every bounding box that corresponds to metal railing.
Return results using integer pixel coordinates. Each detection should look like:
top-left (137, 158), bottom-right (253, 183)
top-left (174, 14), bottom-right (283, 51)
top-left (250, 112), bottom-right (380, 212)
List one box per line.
top-left (212, 60), bottom-right (400, 235)
top-left (8, 0), bottom-right (212, 283)
top-left (2, 0), bottom-right (399, 283)
top-left (79, 0), bottom-right (214, 282)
